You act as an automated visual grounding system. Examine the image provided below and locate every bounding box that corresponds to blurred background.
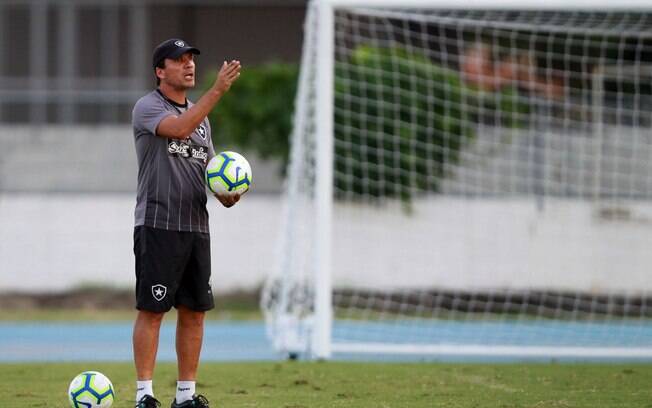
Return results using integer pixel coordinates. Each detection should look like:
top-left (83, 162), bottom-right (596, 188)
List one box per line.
top-left (0, 0), bottom-right (309, 361)
top-left (0, 0), bottom-right (307, 296)
top-left (2, 0), bottom-right (652, 364)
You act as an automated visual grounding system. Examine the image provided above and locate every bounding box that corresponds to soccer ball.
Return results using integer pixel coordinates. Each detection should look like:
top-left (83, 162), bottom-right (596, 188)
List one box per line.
top-left (68, 371), bottom-right (115, 408)
top-left (205, 151), bottom-right (252, 196)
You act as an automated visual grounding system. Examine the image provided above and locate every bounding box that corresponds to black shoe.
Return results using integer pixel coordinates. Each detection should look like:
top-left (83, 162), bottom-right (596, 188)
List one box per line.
top-left (136, 395), bottom-right (162, 408)
top-left (170, 394), bottom-right (210, 408)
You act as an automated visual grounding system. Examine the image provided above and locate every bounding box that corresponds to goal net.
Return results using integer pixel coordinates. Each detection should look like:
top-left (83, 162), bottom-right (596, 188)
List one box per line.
top-left (262, 0), bottom-right (652, 359)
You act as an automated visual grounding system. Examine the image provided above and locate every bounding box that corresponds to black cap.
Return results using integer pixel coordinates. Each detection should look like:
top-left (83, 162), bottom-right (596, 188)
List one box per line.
top-left (152, 38), bottom-right (200, 68)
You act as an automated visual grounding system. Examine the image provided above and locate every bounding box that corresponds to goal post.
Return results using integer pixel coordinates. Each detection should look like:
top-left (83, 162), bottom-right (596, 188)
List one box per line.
top-left (314, 0), bottom-right (335, 360)
top-left (262, 0), bottom-right (652, 360)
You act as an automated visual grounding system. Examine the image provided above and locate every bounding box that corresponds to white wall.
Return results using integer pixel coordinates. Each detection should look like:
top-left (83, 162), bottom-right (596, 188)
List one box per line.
top-left (0, 124), bottom-right (285, 293)
top-left (1, 125), bottom-right (651, 295)
top-left (0, 194), bottom-right (281, 293)
top-left (0, 125), bottom-right (283, 194)
top-left (333, 197), bottom-right (652, 294)
top-left (1, 194), bottom-right (651, 294)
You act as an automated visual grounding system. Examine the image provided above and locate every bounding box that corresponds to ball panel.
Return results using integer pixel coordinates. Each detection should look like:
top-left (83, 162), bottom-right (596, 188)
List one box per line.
top-left (69, 376), bottom-right (86, 395)
top-left (206, 154), bottom-right (226, 173)
top-left (72, 390), bottom-right (97, 405)
top-left (208, 173), bottom-right (232, 194)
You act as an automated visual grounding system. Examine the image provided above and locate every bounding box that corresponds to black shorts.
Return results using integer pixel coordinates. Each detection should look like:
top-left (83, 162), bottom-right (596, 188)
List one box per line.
top-left (133, 226), bottom-right (215, 313)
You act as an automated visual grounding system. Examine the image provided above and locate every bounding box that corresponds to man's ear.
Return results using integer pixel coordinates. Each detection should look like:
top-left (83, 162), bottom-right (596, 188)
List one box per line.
top-left (155, 67), bottom-right (165, 82)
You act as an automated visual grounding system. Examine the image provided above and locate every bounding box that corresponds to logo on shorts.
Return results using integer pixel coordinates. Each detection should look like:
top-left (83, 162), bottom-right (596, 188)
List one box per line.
top-left (152, 284), bottom-right (167, 301)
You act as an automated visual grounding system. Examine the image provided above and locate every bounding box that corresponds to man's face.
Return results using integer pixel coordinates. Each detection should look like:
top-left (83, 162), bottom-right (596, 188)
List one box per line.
top-left (157, 52), bottom-right (196, 89)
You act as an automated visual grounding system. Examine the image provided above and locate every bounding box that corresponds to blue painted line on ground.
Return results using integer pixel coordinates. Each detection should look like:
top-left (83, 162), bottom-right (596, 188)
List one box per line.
top-left (1, 320), bottom-right (651, 362)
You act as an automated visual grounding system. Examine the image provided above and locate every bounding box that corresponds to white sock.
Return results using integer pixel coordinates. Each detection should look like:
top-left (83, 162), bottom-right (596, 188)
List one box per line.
top-left (136, 380), bottom-right (153, 403)
top-left (175, 381), bottom-right (196, 403)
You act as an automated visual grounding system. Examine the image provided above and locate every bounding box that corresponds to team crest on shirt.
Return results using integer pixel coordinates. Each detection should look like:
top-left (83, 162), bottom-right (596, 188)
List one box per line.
top-left (152, 284), bottom-right (167, 301)
top-left (196, 124), bottom-right (207, 140)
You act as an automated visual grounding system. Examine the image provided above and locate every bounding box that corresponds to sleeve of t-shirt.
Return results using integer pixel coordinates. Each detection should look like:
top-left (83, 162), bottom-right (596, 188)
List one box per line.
top-left (132, 95), bottom-right (175, 137)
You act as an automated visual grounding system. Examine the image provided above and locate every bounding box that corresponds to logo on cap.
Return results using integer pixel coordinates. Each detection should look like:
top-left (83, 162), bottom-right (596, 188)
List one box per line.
top-left (174, 40), bottom-right (185, 47)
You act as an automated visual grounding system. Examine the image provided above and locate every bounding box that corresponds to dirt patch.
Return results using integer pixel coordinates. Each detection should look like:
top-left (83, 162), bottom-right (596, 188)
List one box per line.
top-left (0, 288), bottom-right (134, 310)
top-left (0, 287), bottom-right (260, 311)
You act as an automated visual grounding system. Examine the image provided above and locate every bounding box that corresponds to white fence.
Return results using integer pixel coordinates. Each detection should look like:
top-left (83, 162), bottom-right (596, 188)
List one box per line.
top-left (2, 194), bottom-right (651, 294)
top-left (1, 125), bottom-right (651, 294)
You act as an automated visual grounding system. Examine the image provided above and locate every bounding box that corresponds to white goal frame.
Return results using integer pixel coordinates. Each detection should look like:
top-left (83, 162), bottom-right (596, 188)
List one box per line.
top-left (284, 0), bottom-right (652, 360)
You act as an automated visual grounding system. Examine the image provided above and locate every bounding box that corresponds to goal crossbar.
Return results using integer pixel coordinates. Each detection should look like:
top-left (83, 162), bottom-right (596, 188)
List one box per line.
top-left (323, 0), bottom-right (652, 11)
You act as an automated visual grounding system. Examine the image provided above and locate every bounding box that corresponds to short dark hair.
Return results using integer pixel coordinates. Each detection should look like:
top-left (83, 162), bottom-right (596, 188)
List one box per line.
top-left (155, 59), bottom-right (166, 86)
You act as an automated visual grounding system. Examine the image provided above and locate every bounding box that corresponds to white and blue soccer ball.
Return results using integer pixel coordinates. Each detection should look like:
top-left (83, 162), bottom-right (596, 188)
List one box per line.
top-left (205, 151), bottom-right (252, 196)
top-left (68, 371), bottom-right (115, 408)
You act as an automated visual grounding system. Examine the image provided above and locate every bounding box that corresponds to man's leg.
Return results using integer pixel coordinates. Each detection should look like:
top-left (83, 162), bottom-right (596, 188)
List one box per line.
top-left (133, 310), bottom-right (165, 380)
top-left (176, 305), bottom-right (205, 381)
top-left (172, 232), bottom-right (213, 406)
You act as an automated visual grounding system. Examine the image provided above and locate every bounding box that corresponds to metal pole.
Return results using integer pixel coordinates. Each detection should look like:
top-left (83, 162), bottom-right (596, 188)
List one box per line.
top-left (29, 0), bottom-right (48, 124)
top-left (57, 2), bottom-right (77, 123)
top-left (312, 0), bottom-right (334, 360)
top-left (129, 2), bottom-right (149, 92)
top-left (100, 3), bottom-right (120, 123)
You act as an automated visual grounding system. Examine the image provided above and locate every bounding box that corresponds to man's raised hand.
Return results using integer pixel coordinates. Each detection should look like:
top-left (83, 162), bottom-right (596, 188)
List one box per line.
top-left (214, 60), bottom-right (241, 95)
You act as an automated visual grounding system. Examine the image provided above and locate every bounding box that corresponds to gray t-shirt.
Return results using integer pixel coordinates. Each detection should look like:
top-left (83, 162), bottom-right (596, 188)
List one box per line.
top-left (132, 90), bottom-right (215, 233)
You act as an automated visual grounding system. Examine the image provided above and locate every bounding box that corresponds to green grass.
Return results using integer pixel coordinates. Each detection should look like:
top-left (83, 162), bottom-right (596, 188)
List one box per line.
top-left (1, 362), bottom-right (651, 407)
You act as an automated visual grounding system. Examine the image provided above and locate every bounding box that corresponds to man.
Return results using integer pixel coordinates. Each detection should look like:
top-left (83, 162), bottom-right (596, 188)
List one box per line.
top-left (131, 38), bottom-right (241, 408)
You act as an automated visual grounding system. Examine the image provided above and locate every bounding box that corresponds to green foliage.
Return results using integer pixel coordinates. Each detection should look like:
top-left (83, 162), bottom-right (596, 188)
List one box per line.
top-left (207, 48), bottom-right (529, 203)
top-left (206, 62), bottom-right (299, 166)
top-left (335, 46), bottom-right (529, 203)
top-left (334, 46), bottom-right (473, 202)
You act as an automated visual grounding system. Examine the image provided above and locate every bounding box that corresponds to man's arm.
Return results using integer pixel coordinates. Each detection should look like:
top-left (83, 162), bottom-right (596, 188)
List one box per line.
top-left (157, 60), bottom-right (241, 140)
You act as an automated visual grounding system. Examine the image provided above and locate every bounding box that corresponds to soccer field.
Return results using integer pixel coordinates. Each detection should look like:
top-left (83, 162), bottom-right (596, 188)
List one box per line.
top-left (1, 362), bottom-right (650, 407)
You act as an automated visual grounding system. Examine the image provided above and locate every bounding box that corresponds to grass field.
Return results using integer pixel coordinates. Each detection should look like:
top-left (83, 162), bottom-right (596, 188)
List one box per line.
top-left (1, 362), bottom-right (650, 407)
top-left (3, 291), bottom-right (652, 407)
